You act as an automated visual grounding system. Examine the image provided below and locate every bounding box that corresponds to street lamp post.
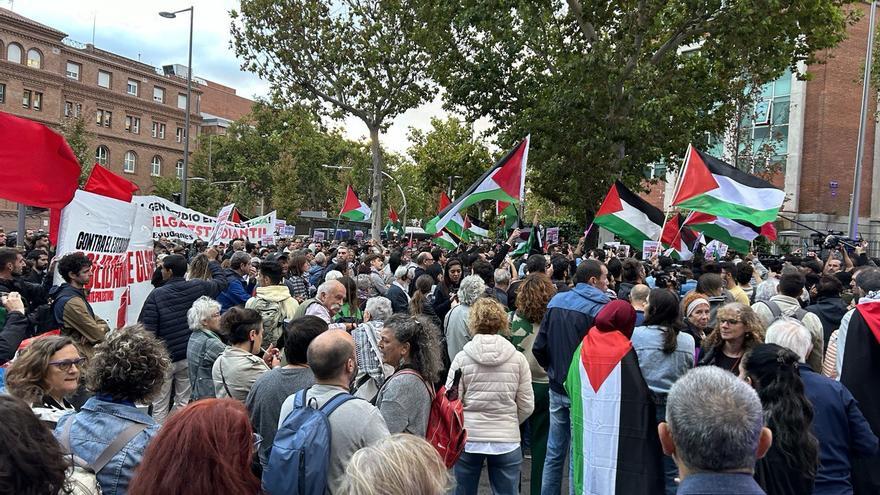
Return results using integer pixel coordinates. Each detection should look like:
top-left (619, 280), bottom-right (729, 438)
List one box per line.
top-left (159, 6), bottom-right (194, 208)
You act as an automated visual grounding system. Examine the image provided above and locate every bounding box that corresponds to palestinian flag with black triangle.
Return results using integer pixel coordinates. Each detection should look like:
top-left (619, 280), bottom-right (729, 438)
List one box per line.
top-left (594, 181), bottom-right (664, 248)
top-left (565, 323), bottom-right (664, 494)
top-left (425, 136), bottom-right (529, 234)
top-left (432, 230), bottom-right (458, 250)
top-left (683, 211), bottom-right (761, 254)
top-left (464, 215), bottom-right (490, 239)
top-left (498, 201), bottom-right (519, 230)
top-left (512, 225), bottom-right (543, 256)
top-left (660, 213), bottom-right (699, 261)
top-left (383, 207), bottom-right (404, 236)
top-left (839, 298), bottom-right (880, 492)
top-left (339, 185), bottom-right (371, 221)
top-left (671, 145), bottom-right (784, 225)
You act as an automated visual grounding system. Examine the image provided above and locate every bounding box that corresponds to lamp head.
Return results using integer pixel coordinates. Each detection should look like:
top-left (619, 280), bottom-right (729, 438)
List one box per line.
top-left (159, 11), bottom-right (177, 18)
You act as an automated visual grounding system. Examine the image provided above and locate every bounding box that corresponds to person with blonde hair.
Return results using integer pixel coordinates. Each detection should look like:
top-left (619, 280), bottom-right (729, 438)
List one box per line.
top-left (340, 434), bottom-right (453, 495)
top-left (697, 302), bottom-right (764, 372)
top-left (447, 297), bottom-right (534, 494)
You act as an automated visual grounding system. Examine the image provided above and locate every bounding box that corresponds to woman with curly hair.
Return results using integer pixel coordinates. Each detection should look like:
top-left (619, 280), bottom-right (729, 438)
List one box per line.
top-left (447, 297), bottom-right (534, 494)
top-left (128, 399), bottom-right (261, 495)
top-left (53, 325), bottom-right (171, 495)
top-left (508, 272), bottom-right (556, 494)
top-left (697, 302), bottom-right (764, 372)
top-left (376, 314), bottom-right (444, 436)
top-left (0, 395), bottom-right (71, 495)
top-left (5, 335), bottom-right (82, 425)
top-left (741, 344), bottom-right (820, 494)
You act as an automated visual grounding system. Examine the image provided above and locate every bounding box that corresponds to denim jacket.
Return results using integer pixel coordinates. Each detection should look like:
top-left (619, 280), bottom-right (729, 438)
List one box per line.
top-left (54, 396), bottom-right (159, 495)
top-left (631, 325), bottom-right (695, 397)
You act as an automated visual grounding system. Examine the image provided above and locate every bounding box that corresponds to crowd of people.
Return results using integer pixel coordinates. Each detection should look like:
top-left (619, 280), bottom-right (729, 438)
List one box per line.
top-left (0, 227), bottom-right (879, 495)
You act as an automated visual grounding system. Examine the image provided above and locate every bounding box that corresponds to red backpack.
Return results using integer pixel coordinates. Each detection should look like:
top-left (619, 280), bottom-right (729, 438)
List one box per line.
top-left (396, 368), bottom-right (467, 468)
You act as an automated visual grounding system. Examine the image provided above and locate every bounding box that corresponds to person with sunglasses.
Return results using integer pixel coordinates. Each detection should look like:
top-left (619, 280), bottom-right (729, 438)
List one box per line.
top-left (4, 335), bottom-right (83, 426)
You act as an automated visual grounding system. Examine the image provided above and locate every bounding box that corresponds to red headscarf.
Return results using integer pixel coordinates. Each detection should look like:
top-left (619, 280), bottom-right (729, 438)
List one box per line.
top-left (593, 300), bottom-right (637, 339)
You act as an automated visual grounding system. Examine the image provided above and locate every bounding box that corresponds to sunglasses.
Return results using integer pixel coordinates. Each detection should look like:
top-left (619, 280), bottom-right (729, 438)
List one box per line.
top-left (48, 357), bottom-right (85, 372)
top-left (718, 318), bottom-right (742, 325)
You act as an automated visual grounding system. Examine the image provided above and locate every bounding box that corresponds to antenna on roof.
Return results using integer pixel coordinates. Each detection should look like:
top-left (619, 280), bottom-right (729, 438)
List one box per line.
top-left (91, 12), bottom-right (96, 45)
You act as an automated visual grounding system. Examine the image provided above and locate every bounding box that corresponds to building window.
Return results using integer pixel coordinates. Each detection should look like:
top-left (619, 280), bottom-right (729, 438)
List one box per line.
top-left (176, 126), bottom-right (186, 143)
top-left (26, 48), bottom-right (42, 69)
top-left (125, 116), bottom-right (141, 134)
top-left (6, 43), bottom-right (22, 63)
top-left (95, 146), bottom-right (109, 166)
top-left (97, 70), bottom-right (111, 89)
top-left (32, 92), bottom-right (42, 111)
top-left (151, 156), bottom-right (162, 176)
top-left (153, 86), bottom-right (165, 103)
top-left (127, 79), bottom-right (138, 96)
top-left (177, 93), bottom-right (187, 109)
top-left (96, 109), bottom-right (112, 127)
top-left (66, 62), bottom-right (81, 80)
top-left (64, 101), bottom-right (83, 118)
top-left (0, 83), bottom-right (6, 104)
top-left (152, 122), bottom-right (166, 139)
top-left (22, 89), bottom-right (32, 108)
top-left (176, 159), bottom-right (184, 179)
top-left (124, 151), bottom-right (137, 173)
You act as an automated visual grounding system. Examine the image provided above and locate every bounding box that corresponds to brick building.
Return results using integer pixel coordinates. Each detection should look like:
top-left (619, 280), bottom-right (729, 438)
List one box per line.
top-left (0, 7), bottom-right (202, 231)
top-left (640, 2), bottom-right (880, 249)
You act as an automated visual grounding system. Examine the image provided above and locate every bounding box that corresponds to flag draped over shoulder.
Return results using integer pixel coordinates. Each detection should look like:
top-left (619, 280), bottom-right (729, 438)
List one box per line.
top-left (660, 213), bottom-right (698, 261)
top-left (425, 136), bottom-right (529, 234)
top-left (683, 211), bottom-right (762, 254)
top-left (594, 181), bottom-right (664, 248)
top-left (671, 145), bottom-right (784, 225)
top-left (339, 185), bottom-right (371, 221)
top-left (0, 112), bottom-right (81, 209)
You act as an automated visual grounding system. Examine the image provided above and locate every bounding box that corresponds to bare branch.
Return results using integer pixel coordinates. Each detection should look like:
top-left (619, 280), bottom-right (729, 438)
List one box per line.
top-left (566, 0), bottom-right (596, 42)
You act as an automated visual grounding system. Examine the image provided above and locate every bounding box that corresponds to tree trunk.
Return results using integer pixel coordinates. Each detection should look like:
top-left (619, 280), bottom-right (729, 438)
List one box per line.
top-left (369, 125), bottom-right (383, 241)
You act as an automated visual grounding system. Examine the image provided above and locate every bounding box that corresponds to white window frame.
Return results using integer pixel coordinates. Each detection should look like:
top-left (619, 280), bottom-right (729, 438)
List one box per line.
top-left (153, 86), bottom-right (165, 103)
top-left (0, 83), bottom-right (6, 104)
top-left (177, 93), bottom-right (187, 109)
top-left (22, 89), bottom-right (31, 108)
top-left (176, 127), bottom-right (185, 143)
top-left (66, 61), bottom-right (81, 80)
top-left (97, 70), bottom-right (111, 89)
top-left (123, 151), bottom-right (137, 174)
top-left (151, 156), bottom-right (161, 176)
top-left (127, 79), bottom-right (138, 96)
top-left (26, 48), bottom-right (42, 69)
top-left (95, 146), bottom-right (109, 166)
top-left (176, 160), bottom-right (184, 179)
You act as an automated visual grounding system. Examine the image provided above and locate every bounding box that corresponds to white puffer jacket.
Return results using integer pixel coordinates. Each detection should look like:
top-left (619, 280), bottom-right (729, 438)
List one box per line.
top-left (446, 333), bottom-right (534, 443)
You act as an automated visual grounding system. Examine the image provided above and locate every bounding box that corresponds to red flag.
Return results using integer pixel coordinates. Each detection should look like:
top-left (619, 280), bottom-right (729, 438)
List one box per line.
top-left (439, 191), bottom-right (452, 212)
top-left (389, 207), bottom-right (399, 223)
top-left (760, 222), bottom-right (778, 241)
top-left (84, 164), bottom-right (139, 202)
top-left (0, 112), bottom-right (81, 208)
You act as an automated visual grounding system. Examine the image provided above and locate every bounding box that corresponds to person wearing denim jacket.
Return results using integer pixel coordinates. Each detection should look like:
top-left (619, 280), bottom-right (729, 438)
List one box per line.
top-left (53, 325), bottom-right (170, 495)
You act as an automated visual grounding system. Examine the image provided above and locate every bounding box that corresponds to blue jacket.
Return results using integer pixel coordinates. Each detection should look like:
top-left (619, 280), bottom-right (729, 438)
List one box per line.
top-left (533, 283), bottom-right (609, 394)
top-left (139, 261), bottom-right (228, 362)
top-left (216, 269), bottom-right (256, 313)
top-left (800, 365), bottom-right (879, 495)
top-left (677, 472), bottom-right (766, 494)
top-left (54, 397), bottom-right (159, 495)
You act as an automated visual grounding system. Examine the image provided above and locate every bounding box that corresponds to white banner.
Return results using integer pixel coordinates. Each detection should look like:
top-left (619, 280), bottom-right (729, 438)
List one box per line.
top-left (136, 195), bottom-right (269, 244)
top-left (207, 203), bottom-right (236, 246)
top-left (55, 190), bottom-right (155, 329)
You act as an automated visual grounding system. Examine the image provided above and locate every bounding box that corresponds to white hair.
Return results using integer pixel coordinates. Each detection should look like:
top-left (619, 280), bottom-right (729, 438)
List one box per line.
top-left (765, 318), bottom-right (812, 362)
top-left (324, 270), bottom-right (343, 282)
top-left (754, 279), bottom-right (779, 303)
top-left (365, 297), bottom-right (392, 322)
top-left (394, 265), bottom-right (411, 281)
top-left (494, 268), bottom-right (511, 286)
top-left (458, 275), bottom-right (487, 306)
top-left (187, 296), bottom-right (220, 330)
top-left (317, 279), bottom-right (343, 298)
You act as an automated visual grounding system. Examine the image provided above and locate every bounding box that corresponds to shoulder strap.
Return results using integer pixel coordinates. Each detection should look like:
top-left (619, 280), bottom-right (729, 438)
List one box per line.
top-left (320, 392), bottom-right (355, 416)
top-left (395, 369), bottom-right (434, 398)
top-left (764, 300), bottom-right (782, 319)
top-left (793, 307), bottom-right (808, 320)
top-left (61, 416), bottom-right (75, 452)
top-left (218, 359), bottom-right (233, 397)
top-left (91, 422), bottom-right (149, 473)
top-left (293, 387), bottom-right (308, 409)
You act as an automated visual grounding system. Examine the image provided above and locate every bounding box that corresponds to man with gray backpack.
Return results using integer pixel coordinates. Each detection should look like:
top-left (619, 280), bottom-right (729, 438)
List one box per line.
top-left (264, 329), bottom-right (389, 495)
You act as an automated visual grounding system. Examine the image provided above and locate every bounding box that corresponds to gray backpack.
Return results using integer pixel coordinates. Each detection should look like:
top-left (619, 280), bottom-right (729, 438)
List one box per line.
top-left (60, 418), bottom-right (148, 495)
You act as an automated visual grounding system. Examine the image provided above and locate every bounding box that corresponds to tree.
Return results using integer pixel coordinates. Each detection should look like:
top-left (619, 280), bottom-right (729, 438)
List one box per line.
top-left (232, 0), bottom-right (436, 241)
top-left (407, 117), bottom-right (491, 199)
top-left (58, 115), bottom-right (93, 185)
top-left (415, 0), bottom-right (856, 225)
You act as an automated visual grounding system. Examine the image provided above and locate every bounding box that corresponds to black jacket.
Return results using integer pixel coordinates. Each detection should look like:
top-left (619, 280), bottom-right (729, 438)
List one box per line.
top-left (0, 311), bottom-right (30, 365)
top-left (0, 275), bottom-right (50, 311)
top-left (806, 296), bottom-right (848, 348)
top-left (139, 261), bottom-right (228, 362)
top-left (387, 283), bottom-right (409, 314)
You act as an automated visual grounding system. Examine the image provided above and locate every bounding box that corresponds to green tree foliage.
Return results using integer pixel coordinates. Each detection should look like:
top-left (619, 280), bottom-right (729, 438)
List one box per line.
top-left (407, 117), bottom-right (491, 201)
top-left (415, 0), bottom-right (856, 223)
top-left (231, 0), bottom-right (435, 240)
top-left (58, 115), bottom-right (93, 185)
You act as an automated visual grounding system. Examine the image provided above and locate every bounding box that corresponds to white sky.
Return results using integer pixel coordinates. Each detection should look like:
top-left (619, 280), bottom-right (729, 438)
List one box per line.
top-left (6, 0), bottom-right (473, 154)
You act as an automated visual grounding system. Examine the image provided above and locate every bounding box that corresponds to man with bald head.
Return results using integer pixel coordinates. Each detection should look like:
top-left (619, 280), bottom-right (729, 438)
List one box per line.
top-left (305, 279), bottom-right (354, 332)
top-left (278, 330), bottom-right (389, 493)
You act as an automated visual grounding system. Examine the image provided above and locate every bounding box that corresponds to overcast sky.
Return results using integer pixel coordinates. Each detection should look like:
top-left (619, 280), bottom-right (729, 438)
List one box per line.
top-left (7, 0), bottom-right (465, 154)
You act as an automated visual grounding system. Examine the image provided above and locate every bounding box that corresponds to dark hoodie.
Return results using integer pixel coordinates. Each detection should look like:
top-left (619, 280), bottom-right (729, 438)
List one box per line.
top-left (806, 296), bottom-right (848, 348)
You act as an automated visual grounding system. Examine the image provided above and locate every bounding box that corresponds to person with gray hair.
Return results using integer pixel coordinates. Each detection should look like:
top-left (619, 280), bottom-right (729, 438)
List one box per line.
top-left (186, 296), bottom-right (227, 401)
top-left (386, 265), bottom-right (412, 315)
top-left (217, 251), bottom-right (256, 313)
top-left (492, 267), bottom-right (511, 307)
top-left (352, 296), bottom-right (394, 401)
top-left (766, 318), bottom-right (879, 494)
top-left (306, 279), bottom-right (351, 332)
top-left (658, 366), bottom-right (772, 494)
top-left (444, 274), bottom-right (486, 361)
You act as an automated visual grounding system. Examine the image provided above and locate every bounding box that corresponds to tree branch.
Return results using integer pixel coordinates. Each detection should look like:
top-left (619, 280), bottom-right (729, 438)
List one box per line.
top-left (566, 0), bottom-right (596, 42)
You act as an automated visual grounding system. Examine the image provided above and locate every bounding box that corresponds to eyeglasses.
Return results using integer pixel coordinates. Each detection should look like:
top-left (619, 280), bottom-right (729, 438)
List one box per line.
top-left (48, 357), bottom-right (85, 372)
top-left (718, 318), bottom-right (742, 325)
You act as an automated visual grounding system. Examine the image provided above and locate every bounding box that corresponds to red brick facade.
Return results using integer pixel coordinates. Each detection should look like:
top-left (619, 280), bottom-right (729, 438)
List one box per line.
top-left (199, 79), bottom-right (252, 122)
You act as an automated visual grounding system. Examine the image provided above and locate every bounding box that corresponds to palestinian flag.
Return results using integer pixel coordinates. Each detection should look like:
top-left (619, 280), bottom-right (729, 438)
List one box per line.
top-left (498, 201), bottom-right (519, 230)
top-left (464, 215), bottom-right (489, 239)
top-left (683, 211), bottom-right (760, 254)
top-left (839, 299), bottom-right (880, 491)
top-left (437, 191), bottom-right (468, 240)
top-left (425, 136), bottom-right (529, 234)
top-left (383, 207), bottom-right (404, 236)
top-left (660, 213), bottom-right (698, 261)
top-left (594, 181), bottom-right (664, 248)
top-left (339, 185), bottom-right (371, 221)
top-left (432, 230), bottom-right (458, 250)
top-left (512, 225), bottom-right (542, 256)
top-left (671, 145), bottom-right (784, 225)
top-left (565, 330), bottom-right (664, 494)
